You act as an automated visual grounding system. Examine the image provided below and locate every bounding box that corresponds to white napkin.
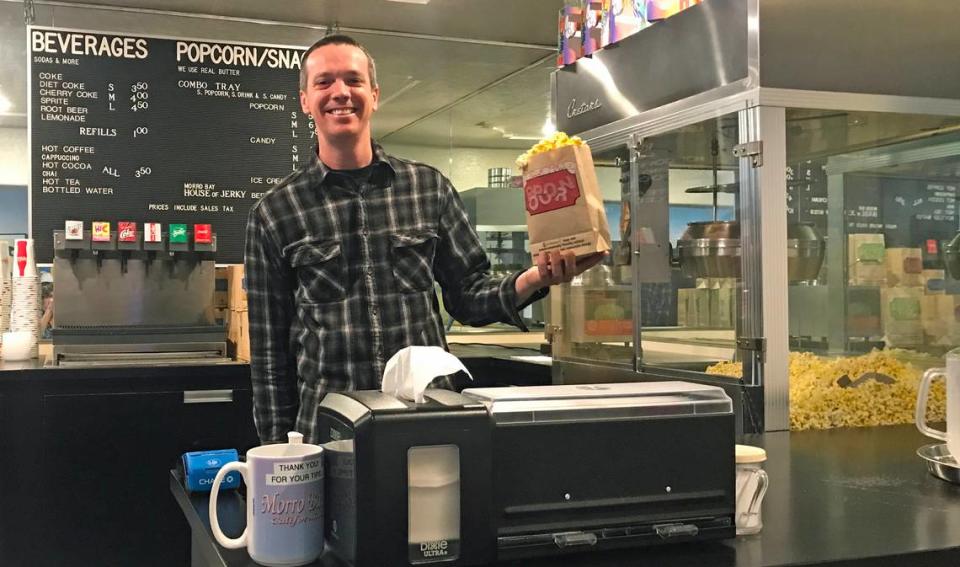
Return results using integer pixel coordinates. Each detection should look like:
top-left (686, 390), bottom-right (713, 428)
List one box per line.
top-left (381, 346), bottom-right (472, 403)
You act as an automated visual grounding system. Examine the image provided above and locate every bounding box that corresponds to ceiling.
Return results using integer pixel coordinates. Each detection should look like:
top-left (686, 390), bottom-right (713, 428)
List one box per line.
top-left (0, 0), bottom-right (563, 148)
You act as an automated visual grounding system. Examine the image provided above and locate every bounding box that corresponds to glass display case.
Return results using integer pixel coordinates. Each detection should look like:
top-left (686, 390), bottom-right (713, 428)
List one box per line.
top-left (550, 118), bottom-right (743, 370)
top-left (549, 0), bottom-right (960, 433)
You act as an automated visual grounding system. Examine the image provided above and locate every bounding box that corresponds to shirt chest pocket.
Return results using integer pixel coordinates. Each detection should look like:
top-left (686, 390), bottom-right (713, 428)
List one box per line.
top-left (289, 239), bottom-right (346, 303)
top-left (391, 231), bottom-right (438, 293)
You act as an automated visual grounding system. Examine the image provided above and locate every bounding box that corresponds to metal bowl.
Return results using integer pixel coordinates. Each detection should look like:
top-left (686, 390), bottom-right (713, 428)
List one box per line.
top-left (787, 223), bottom-right (826, 282)
top-left (679, 220), bottom-right (740, 240)
top-left (917, 443), bottom-right (960, 484)
top-left (676, 221), bottom-right (825, 281)
top-left (676, 221), bottom-right (742, 278)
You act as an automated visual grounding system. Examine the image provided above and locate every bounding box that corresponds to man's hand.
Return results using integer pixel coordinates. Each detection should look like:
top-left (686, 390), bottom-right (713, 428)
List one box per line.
top-left (515, 250), bottom-right (608, 304)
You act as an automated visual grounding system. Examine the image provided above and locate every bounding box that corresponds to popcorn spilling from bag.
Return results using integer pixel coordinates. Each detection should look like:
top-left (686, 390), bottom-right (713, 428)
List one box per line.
top-left (516, 131), bottom-right (585, 170)
top-left (707, 350), bottom-right (946, 431)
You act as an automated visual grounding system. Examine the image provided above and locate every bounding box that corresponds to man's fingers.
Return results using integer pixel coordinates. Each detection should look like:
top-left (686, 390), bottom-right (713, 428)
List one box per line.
top-left (548, 250), bottom-right (563, 282)
top-left (562, 251), bottom-right (577, 280)
top-left (536, 252), bottom-right (549, 280)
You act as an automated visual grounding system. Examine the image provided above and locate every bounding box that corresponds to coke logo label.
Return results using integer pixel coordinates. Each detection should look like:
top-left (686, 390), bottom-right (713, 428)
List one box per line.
top-left (524, 169), bottom-right (581, 215)
top-left (119, 228), bottom-right (135, 240)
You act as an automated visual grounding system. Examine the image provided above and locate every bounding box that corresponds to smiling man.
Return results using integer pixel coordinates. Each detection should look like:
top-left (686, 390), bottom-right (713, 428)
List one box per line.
top-left (244, 35), bottom-right (604, 444)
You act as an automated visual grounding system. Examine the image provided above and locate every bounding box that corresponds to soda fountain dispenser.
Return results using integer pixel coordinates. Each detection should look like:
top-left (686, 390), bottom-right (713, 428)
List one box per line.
top-left (51, 221), bottom-right (227, 366)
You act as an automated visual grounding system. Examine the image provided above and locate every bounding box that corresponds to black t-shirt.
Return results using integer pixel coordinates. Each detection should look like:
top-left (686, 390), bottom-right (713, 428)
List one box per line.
top-left (330, 163), bottom-right (377, 188)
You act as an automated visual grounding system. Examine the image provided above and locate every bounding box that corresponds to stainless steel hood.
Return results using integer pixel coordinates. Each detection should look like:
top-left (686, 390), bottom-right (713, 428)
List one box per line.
top-left (554, 0), bottom-right (960, 138)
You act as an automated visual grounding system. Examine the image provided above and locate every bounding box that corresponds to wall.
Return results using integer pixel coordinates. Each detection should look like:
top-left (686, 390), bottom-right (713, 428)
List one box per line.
top-left (382, 143), bottom-right (522, 192)
top-left (0, 127), bottom-right (27, 186)
top-left (0, 127), bottom-right (28, 235)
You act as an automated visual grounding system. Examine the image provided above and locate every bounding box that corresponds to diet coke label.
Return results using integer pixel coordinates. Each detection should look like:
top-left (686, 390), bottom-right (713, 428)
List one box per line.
top-left (118, 222), bottom-right (137, 242)
top-left (144, 222), bottom-right (162, 243)
top-left (523, 169), bottom-right (581, 215)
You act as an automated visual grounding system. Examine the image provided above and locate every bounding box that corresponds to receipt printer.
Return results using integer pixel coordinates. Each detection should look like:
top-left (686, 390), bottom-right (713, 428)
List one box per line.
top-left (316, 381), bottom-right (736, 566)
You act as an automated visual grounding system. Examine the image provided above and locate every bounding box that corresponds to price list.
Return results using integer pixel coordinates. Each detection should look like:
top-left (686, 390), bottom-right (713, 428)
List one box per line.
top-left (786, 159), bottom-right (828, 231)
top-left (842, 175), bottom-right (957, 247)
top-left (30, 27), bottom-right (315, 262)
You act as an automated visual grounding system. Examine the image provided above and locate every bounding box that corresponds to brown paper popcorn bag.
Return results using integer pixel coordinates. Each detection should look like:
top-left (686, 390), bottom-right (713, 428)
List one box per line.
top-left (518, 134), bottom-right (612, 259)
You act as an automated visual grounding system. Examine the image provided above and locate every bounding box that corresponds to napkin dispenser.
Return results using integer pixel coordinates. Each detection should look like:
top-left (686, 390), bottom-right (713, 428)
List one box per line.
top-left (315, 381), bottom-right (735, 567)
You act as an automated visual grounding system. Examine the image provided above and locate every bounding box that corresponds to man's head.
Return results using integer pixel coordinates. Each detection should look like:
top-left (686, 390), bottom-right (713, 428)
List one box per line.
top-left (299, 35), bottom-right (380, 148)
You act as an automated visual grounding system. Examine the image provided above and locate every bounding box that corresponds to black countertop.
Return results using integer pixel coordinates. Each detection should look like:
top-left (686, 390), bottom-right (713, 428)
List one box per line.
top-left (0, 343), bottom-right (537, 381)
top-left (172, 424), bottom-right (960, 567)
top-left (0, 358), bottom-right (250, 384)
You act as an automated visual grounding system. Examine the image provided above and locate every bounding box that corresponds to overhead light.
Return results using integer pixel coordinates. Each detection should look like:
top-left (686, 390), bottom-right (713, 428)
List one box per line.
top-left (387, 0), bottom-right (431, 4)
top-left (475, 122), bottom-right (541, 141)
top-left (541, 117), bottom-right (556, 137)
top-left (378, 78), bottom-right (421, 107)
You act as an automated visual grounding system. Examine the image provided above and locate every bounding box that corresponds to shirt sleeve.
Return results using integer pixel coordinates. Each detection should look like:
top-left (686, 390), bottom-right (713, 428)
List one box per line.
top-left (244, 204), bottom-right (299, 444)
top-left (432, 175), bottom-right (548, 330)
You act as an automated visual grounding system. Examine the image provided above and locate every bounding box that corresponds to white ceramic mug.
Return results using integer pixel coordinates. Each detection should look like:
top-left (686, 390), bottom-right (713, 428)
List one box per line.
top-left (2, 331), bottom-right (33, 361)
top-left (209, 432), bottom-right (324, 567)
top-left (916, 349), bottom-right (960, 457)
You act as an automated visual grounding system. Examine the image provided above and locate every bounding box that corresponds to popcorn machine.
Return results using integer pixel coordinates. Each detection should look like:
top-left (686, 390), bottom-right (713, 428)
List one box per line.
top-left (548, 0), bottom-right (960, 432)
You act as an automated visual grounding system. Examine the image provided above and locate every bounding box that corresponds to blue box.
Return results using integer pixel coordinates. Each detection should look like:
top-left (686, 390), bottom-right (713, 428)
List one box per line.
top-left (182, 449), bottom-right (240, 492)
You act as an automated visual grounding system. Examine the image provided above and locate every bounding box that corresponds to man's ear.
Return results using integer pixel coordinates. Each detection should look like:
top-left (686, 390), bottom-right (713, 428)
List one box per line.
top-left (371, 86), bottom-right (380, 113)
top-left (299, 89), bottom-right (310, 117)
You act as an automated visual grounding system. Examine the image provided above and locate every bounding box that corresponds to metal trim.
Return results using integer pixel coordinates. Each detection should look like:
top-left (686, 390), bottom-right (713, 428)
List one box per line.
top-left (582, 85), bottom-right (960, 156)
top-left (475, 224), bottom-right (528, 233)
top-left (629, 133), bottom-right (643, 370)
top-left (26, 25), bottom-right (33, 239)
top-left (824, 136), bottom-right (960, 176)
top-left (183, 389), bottom-right (234, 404)
top-left (15, 2), bottom-right (556, 51)
top-left (758, 88), bottom-right (960, 118)
top-left (581, 82), bottom-right (758, 152)
top-left (741, 106), bottom-right (789, 431)
top-left (746, 0), bottom-right (760, 88)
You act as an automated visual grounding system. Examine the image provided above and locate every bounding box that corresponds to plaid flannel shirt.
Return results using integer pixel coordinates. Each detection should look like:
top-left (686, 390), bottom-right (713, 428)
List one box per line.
top-left (244, 143), bottom-right (546, 443)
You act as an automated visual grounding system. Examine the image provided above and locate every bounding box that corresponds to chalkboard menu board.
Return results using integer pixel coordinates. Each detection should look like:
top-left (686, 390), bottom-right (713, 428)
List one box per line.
top-left (29, 27), bottom-right (315, 262)
top-left (786, 159), bottom-right (828, 231)
top-left (844, 175), bottom-right (957, 247)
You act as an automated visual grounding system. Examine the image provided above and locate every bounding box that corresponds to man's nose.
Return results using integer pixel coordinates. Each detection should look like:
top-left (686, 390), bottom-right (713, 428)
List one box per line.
top-left (331, 79), bottom-right (350, 98)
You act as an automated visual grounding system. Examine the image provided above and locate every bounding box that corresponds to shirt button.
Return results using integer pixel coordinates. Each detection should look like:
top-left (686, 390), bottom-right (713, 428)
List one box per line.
top-left (366, 267), bottom-right (374, 275)
top-left (362, 228), bottom-right (369, 237)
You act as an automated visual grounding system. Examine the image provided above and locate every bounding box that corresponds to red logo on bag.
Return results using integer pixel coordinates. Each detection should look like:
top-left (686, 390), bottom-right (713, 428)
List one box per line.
top-left (524, 169), bottom-right (581, 215)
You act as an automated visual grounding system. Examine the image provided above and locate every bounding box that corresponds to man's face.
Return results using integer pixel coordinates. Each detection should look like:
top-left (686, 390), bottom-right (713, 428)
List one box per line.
top-left (299, 43), bottom-right (379, 146)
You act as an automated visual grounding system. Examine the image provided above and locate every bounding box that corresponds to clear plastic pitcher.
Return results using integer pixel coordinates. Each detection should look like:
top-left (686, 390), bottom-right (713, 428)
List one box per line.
top-left (735, 444), bottom-right (769, 536)
top-left (916, 348), bottom-right (960, 457)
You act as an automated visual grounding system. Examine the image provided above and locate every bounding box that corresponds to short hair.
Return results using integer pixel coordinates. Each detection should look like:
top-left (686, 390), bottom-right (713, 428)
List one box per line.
top-left (299, 34), bottom-right (378, 91)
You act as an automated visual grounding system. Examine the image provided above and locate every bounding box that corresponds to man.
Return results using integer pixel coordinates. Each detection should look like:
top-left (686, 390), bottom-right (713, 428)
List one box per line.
top-left (245, 35), bottom-right (604, 444)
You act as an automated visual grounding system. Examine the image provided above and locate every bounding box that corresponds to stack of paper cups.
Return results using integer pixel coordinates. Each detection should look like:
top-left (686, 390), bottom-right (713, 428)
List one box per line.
top-left (8, 238), bottom-right (39, 359)
top-left (0, 243), bottom-right (11, 345)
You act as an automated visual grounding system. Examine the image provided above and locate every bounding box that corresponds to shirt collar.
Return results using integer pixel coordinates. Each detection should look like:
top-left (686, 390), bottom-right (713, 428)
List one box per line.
top-left (309, 141), bottom-right (397, 187)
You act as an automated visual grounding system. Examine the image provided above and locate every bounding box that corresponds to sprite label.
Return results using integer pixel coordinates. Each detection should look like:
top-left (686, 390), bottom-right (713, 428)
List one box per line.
top-left (169, 224), bottom-right (188, 243)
